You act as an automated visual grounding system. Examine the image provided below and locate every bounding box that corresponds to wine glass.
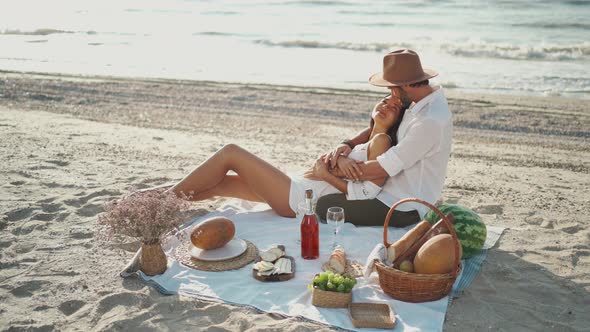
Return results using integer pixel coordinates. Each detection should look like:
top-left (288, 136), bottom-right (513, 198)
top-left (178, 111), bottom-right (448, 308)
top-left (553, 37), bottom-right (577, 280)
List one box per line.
top-left (326, 206), bottom-right (345, 250)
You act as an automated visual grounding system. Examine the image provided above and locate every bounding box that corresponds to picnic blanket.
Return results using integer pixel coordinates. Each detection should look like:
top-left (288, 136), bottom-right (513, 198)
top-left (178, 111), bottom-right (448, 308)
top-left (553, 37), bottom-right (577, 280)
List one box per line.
top-left (126, 200), bottom-right (504, 332)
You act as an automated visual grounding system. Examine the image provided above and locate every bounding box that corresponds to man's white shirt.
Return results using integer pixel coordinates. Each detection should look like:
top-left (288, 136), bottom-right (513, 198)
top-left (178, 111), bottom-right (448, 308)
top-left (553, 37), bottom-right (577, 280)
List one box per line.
top-left (375, 86), bottom-right (453, 217)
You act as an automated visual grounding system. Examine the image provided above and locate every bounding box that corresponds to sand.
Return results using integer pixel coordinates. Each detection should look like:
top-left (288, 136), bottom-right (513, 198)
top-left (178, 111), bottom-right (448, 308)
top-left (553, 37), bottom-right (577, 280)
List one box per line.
top-left (0, 71), bottom-right (588, 331)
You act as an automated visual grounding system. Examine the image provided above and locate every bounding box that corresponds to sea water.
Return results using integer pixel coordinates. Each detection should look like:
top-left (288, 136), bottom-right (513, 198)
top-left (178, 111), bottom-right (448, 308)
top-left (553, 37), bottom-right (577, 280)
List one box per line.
top-left (0, 0), bottom-right (588, 99)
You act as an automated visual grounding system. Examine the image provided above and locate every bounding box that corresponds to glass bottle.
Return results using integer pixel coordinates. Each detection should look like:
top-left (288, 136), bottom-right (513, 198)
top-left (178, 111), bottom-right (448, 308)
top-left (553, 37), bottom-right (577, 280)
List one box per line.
top-left (300, 189), bottom-right (319, 259)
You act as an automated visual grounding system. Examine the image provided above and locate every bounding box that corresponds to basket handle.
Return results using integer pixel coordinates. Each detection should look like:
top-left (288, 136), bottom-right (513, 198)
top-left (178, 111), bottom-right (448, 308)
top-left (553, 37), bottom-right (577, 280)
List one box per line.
top-left (383, 198), bottom-right (461, 278)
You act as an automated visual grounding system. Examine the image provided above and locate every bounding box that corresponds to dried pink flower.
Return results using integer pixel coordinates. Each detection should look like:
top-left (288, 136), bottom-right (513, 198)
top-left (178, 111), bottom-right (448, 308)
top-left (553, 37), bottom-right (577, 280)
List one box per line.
top-left (98, 189), bottom-right (190, 244)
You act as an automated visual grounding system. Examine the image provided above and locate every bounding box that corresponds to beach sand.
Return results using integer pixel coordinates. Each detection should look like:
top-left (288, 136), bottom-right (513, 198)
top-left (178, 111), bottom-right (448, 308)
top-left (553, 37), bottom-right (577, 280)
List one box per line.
top-left (0, 71), bottom-right (588, 331)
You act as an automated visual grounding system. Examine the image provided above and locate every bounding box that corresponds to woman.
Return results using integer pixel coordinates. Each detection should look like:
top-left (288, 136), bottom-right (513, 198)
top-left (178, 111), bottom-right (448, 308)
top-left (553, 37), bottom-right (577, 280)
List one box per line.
top-left (169, 89), bottom-right (408, 221)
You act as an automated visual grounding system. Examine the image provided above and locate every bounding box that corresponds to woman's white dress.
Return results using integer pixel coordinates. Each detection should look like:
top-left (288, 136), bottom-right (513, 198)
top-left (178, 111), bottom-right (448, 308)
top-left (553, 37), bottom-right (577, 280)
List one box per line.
top-left (288, 142), bottom-right (382, 213)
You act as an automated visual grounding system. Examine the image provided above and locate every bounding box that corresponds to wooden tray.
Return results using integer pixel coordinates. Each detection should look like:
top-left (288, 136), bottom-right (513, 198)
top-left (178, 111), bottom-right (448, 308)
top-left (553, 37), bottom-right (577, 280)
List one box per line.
top-left (252, 256), bottom-right (295, 282)
top-left (348, 302), bottom-right (396, 329)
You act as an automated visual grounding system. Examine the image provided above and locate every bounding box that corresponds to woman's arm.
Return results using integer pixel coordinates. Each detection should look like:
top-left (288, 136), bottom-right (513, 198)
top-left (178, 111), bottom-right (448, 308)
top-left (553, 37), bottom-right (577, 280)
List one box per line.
top-left (317, 133), bottom-right (392, 198)
top-left (326, 126), bottom-right (371, 170)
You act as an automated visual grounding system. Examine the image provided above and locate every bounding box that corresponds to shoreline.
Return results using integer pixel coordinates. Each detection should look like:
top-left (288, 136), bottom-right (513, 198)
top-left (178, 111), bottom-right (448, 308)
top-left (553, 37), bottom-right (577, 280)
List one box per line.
top-left (2, 68), bottom-right (589, 106)
top-left (0, 71), bottom-right (588, 331)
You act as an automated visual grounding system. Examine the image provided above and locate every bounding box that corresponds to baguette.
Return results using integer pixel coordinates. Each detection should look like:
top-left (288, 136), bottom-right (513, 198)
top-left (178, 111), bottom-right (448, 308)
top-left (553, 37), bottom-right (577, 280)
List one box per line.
top-left (329, 247), bottom-right (346, 274)
top-left (392, 214), bottom-right (455, 267)
top-left (386, 220), bottom-right (432, 265)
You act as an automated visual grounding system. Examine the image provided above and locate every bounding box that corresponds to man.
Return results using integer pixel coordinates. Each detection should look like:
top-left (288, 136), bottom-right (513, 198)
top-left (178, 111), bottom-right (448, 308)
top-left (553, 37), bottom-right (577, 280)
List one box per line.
top-left (316, 49), bottom-right (453, 227)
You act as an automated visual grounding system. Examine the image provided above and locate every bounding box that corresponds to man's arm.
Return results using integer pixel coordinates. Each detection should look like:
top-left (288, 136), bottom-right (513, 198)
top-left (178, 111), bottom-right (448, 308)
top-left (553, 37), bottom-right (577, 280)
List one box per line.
top-left (355, 160), bottom-right (389, 181)
top-left (347, 127), bottom-right (371, 148)
top-left (342, 119), bottom-right (441, 181)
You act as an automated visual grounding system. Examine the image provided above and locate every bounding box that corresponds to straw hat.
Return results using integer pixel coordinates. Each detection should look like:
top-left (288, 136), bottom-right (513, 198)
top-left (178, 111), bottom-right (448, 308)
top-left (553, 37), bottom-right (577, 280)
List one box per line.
top-left (369, 49), bottom-right (438, 87)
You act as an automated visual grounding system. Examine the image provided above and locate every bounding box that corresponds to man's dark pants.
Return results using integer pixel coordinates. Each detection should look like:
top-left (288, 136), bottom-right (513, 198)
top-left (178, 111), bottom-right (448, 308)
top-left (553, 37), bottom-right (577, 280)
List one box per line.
top-left (316, 194), bottom-right (420, 227)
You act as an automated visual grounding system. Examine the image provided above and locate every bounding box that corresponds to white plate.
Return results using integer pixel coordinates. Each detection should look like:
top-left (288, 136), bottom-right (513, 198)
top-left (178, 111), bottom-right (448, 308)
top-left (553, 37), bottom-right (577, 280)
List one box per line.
top-left (190, 238), bottom-right (247, 261)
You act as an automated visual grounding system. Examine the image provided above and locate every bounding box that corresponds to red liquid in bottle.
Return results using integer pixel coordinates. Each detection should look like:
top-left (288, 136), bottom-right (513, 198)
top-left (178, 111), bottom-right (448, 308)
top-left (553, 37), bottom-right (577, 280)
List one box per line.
top-left (301, 213), bottom-right (319, 259)
top-left (301, 189), bottom-right (319, 259)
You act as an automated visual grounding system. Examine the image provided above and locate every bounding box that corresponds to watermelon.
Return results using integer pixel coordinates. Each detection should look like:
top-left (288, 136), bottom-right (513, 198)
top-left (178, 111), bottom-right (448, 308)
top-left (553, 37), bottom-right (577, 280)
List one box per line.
top-left (424, 204), bottom-right (486, 259)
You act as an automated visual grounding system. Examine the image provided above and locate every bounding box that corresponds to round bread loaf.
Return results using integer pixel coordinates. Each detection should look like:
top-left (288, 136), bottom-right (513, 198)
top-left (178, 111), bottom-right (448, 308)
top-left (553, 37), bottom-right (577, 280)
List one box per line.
top-left (413, 234), bottom-right (460, 274)
top-left (190, 217), bottom-right (235, 250)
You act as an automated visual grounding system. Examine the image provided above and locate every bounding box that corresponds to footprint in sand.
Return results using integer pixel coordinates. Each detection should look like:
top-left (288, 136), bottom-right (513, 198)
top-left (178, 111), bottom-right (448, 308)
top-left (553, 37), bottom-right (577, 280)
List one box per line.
top-left (42, 182), bottom-right (78, 189)
top-left (136, 177), bottom-right (173, 189)
top-left (540, 219), bottom-right (555, 229)
top-left (38, 197), bottom-right (56, 204)
top-left (524, 214), bottom-right (544, 225)
top-left (76, 203), bottom-right (103, 217)
top-left (474, 204), bottom-right (504, 215)
top-left (13, 242), bottom-right (36, 254)
top-left (69, 228), bottom-right (94, 239)
top-left (45, 160), bottom-right (70, 167)
top-left (55, 212), bottom-right (71, 222)
top-left (33, 305), bottom-right (52, 312)
top-left (199, 303), bottom-right (233, 325)
top-left (65, 189), bottom-right (120, 208)
top-left (93, 292), bottom-right (153, 319)
top-left (11, 220), bottom-right (48, 236)
top-left (441, 196), bottom-right (460, 204)
top-left (10, 280), bottom-right (50, 298)
top-left (58, 300), bottom-right (86, 316)
top-left (28, 165), bottom-right (58, 171)
top-left (0, 236), bottom-right (16, 249)
top-left (6, 207), bottom-right (36, 221)
top-left (559, 225), bottom-right (583, 234)
top-left (40, 203), bottom-right (64, 213)
top-left (32, 212), bottom-right (58, 222)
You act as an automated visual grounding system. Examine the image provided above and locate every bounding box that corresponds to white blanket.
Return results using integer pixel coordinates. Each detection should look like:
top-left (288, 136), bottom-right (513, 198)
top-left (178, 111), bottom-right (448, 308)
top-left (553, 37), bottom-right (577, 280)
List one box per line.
top-left (139, 200), bottom-right (503, 332)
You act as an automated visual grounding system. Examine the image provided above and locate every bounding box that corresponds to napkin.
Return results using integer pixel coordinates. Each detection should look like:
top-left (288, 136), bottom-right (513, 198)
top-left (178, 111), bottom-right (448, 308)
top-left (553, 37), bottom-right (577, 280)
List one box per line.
top-left (363, 243), bottom-right (386, 278)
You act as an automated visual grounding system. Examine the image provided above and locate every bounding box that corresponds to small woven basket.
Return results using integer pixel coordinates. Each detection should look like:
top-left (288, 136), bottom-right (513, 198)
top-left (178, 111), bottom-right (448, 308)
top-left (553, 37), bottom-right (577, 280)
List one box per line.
top-left (311, 287), bottom-right (352, 308)
top-left (375, 198), bottom-right (461, 303)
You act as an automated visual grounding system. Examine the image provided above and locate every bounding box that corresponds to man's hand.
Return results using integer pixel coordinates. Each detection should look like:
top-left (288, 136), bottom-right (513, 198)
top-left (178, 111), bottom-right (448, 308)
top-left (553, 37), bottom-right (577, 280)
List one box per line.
top-left (336, 157), bottom-right (363, 181)
top-left (326, 143), bottom-right (352, 169)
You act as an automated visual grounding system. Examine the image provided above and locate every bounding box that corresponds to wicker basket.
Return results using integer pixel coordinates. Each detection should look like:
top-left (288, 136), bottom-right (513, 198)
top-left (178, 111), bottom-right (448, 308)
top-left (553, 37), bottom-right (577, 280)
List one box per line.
top-left (375, 198), bottom-right (461, 303)
top-left (311, 287), bottom-right (352, 308)
top-left (348, 302), bottom-right (395, 329)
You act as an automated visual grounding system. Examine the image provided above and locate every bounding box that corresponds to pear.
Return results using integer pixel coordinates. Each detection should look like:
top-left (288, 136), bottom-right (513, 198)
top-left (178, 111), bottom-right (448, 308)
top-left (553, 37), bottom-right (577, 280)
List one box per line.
top-left (399, 259), bottom-right (414, 273)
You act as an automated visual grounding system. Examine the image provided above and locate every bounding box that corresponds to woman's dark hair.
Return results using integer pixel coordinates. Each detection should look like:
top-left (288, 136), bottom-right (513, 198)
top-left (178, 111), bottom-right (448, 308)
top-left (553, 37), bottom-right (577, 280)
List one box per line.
top-left (369, 103), bottom-right (409, 146)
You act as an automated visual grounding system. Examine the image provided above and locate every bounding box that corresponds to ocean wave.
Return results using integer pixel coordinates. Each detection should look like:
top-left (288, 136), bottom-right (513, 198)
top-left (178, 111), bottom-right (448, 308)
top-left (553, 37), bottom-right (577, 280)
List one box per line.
top-left (254, 38), bottom-right (590, 61)
top-left (512, 22), bottom-right (590, 30)
top-left (440, 81), bottom-right (459, 89)
top-left (195, 31), bottom-right (236, 36)
top-left (254, 39), bottom-right (411, 52)
top-left (202, 10), bottom-right (239, 15)
top-left (441, 42), bottom-right (590, 61)
top-left (279, 0), bottom-right (357, 6)
top-left (0, 28), bottom-right (74, 36)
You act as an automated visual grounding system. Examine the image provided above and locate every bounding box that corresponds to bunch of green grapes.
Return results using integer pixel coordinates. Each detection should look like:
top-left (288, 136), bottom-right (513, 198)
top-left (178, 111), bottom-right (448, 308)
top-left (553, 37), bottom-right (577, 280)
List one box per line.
top-left (310, 271), bottom-right (357, 293)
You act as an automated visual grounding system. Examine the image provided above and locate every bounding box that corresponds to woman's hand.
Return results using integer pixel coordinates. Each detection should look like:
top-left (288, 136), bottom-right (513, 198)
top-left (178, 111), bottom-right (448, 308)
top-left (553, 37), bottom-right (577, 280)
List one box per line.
top-left (315, 157), bottom-right (332, 179)
top-left (337, 157), bottom-right (363, 181)
top-left (303, 158), bottom-right (330, 180)
top-left (326, 143), bottom-right (352, 169)
top-left (303, 168), bottom-right (322, 180)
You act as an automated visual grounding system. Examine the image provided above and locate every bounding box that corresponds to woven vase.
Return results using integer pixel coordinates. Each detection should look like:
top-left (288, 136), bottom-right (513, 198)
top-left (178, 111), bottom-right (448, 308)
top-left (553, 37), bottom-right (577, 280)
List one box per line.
top-left (140, 240), bottom-right (167, 276)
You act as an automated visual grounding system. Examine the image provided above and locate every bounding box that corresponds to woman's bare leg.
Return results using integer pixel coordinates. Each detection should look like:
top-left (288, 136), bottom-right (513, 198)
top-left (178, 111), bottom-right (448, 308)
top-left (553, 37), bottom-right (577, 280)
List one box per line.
top-left (171, 144), bottom-right (295, 217)
top-left (189, 175), bottom-right (264, 202)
